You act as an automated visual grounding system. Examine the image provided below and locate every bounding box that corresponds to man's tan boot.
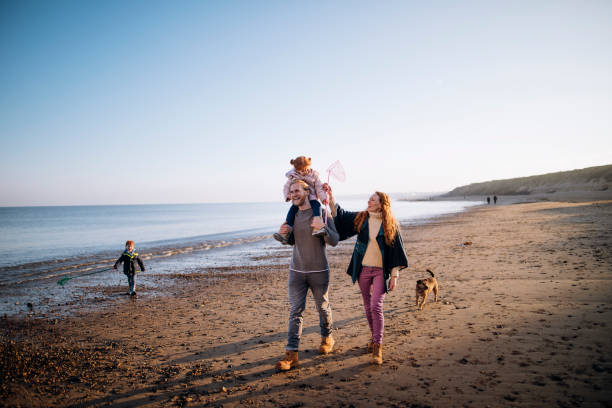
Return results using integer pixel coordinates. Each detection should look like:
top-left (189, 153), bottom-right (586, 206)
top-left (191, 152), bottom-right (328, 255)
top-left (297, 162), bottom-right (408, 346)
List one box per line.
top-left (371, 342), bottom-right (383, 365)
top-left (318, 336), bottom-right (335, 355)
top-left (275, 350), bottom-right (299, 371)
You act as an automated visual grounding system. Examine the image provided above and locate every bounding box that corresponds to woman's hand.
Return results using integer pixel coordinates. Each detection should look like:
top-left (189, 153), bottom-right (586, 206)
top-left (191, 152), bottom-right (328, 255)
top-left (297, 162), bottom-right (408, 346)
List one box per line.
top-left (323, 183), bottom-right (335, 206)
top-left (322, 183), bottom-right (338, 217)
top-left (389, 276), bottom-right (398, 291)
top-left (322, 183), bottom-right (332, 197)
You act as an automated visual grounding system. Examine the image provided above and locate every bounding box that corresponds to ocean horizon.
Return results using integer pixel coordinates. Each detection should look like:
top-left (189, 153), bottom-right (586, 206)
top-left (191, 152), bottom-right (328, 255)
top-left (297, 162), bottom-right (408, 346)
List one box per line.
top-left (0, 195), bottom-right (471, 268)
top-left (0, 197), bottom-right (481, 316)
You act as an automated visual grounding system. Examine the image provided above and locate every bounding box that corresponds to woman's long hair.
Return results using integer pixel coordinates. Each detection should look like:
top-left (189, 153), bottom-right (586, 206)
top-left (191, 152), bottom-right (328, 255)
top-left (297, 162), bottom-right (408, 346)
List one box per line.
top-left (353, 191), bottom-right (399, 245)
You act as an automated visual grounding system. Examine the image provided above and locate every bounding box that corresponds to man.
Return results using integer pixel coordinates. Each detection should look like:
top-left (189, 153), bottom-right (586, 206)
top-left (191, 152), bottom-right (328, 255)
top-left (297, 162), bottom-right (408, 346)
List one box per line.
top-left (276, 179), bottom-right (339, 371)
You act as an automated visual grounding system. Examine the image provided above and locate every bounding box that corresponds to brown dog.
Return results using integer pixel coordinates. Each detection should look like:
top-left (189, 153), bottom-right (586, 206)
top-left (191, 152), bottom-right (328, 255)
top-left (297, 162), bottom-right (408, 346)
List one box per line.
top-left (415, 269), bottom-right (438, 310)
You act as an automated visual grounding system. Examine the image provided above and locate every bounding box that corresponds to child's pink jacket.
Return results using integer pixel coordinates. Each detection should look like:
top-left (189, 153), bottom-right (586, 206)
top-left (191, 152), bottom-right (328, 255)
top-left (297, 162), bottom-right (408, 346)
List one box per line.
top-left (283, 168), bottom-right (328, 203)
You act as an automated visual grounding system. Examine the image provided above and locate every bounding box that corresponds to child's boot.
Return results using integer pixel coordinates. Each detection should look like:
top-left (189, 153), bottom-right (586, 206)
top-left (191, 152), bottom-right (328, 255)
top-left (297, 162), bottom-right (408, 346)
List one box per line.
top-left (371, 343), bottom-right (383, 365)
top-left (311, 217), bottom-right (327, 237)
top-left (273, 224), bottom-right (291, 245)
top-left (276, 350), bottom-right (299, 371)
top-left (318, 335), bottom-right (335, 354)
top-left (312, 227), bottom-right (327, 237)
top-left (273, 232), bottom-right (290, 244)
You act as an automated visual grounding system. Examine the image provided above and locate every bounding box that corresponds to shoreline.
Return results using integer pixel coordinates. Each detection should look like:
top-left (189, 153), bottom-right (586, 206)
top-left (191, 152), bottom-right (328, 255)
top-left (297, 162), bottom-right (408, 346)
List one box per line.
top-left (2, 200), bottom-right (612, 407)
top-left (0, 201), bottom-right (479, 318)
top-left (0, 199), bottom-right (478, 271)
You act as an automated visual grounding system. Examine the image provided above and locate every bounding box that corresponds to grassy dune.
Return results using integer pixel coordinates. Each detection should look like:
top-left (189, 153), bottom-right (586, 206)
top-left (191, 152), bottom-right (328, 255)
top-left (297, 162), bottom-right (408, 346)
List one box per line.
top-left (444, 164), bottom-right (612, 196)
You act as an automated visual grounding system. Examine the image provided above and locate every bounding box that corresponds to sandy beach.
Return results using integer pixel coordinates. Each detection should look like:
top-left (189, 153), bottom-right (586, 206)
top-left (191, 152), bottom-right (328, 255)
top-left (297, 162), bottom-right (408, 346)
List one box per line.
top-left (2, 200), bottom-right (612, 408)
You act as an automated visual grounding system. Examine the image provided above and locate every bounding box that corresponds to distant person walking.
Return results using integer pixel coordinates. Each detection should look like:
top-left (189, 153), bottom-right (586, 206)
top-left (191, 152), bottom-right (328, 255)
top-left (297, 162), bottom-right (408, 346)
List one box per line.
top-left (494, 195), bottom-right (498, 204)
top-left (326, 185), bottom-right (408, 365)
top-left (487, 196), bottom-right (491, 204)
top-left (275, 180), bottom-right (339, 371)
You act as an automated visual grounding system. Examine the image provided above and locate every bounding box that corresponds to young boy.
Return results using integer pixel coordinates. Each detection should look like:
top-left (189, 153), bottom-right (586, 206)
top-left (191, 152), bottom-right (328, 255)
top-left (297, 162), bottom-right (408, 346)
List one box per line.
top-left (113, 240), bottom-right (145, 296)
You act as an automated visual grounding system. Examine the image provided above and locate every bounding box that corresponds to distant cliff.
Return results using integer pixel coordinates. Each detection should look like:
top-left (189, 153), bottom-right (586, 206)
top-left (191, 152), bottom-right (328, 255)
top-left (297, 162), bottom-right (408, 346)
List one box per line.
top-left (444, 164), bottom-right (612, 196)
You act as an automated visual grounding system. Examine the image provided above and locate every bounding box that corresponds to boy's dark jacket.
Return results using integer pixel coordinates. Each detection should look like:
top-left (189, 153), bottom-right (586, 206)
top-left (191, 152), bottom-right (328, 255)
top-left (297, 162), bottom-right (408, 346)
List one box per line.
top-left (333, 203), bottom-right (408, 293)
top-left (114, 251), bottom-right (145, 275)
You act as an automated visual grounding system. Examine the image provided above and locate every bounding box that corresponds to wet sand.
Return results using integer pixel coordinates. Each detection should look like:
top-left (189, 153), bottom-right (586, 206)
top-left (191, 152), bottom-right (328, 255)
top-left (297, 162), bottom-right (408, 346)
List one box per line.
top-left (2, 201), bottom-right (612, 407)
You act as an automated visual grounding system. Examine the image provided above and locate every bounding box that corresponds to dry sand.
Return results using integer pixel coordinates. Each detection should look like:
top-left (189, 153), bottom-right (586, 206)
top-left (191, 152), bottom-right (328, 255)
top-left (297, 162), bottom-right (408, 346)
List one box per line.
top-left (2, 201), bottom-right (612, 408)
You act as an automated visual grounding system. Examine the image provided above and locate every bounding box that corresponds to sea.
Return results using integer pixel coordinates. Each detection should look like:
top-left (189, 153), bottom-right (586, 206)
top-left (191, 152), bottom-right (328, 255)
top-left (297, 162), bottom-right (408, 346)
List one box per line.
top-left (0, 198), bottom-right (481, 316)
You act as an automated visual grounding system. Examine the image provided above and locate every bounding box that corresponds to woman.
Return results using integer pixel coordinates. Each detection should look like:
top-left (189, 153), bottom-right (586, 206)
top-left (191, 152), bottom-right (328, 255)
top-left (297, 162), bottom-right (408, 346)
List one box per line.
top-left (326, 186), bottom-right (408, 365)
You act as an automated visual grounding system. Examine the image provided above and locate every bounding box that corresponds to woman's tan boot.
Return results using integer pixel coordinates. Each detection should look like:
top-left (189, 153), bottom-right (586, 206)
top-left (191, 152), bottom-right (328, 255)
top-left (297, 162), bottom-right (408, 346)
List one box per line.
top-left (367, 339), bottom-right (374, 354)
top-left (276, 351), bottom-right (299, 371)
top-left (371, 343), bottom-right (383, 365)
top-left (318, 336), bottom-right (335, 355)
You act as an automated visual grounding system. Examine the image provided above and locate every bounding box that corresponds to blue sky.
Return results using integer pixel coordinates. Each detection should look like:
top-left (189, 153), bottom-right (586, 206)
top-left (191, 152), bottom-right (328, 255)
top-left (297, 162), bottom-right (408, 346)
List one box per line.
top-left (1, 0), bottom-right (611, 206)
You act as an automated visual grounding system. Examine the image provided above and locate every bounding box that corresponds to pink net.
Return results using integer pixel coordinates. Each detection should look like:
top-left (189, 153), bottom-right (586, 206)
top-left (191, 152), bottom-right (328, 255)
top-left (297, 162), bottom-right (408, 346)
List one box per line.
top-left (326, 160), bottom-right (346, 183)
top-left (322, 160), bottom-right (345, 225)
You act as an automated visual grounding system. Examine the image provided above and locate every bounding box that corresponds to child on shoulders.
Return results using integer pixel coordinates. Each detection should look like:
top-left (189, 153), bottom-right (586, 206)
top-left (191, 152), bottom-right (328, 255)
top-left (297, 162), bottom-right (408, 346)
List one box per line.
top-left (274, 156), bottom-right (328, 244)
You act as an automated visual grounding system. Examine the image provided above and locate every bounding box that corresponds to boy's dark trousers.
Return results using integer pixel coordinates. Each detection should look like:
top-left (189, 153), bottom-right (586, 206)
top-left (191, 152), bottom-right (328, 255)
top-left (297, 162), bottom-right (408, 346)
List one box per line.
top-left (125, 272), bottom-right (136, 294)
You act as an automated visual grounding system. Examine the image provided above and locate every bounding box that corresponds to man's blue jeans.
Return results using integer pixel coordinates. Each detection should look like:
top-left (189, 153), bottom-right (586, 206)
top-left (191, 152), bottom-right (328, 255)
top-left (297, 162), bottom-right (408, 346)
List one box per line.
top-left (286, 269), bottom-right (333, 351)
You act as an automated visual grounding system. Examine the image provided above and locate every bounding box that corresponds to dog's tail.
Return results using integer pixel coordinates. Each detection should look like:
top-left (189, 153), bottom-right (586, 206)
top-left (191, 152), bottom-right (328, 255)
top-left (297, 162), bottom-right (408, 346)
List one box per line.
top-left (426, 269), bottom-right (435, 277)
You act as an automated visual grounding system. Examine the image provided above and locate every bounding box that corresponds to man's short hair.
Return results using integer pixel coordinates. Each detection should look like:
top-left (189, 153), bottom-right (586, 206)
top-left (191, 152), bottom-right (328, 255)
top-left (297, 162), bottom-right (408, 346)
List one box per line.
top-left (290, 179), bottom-right (311, 193)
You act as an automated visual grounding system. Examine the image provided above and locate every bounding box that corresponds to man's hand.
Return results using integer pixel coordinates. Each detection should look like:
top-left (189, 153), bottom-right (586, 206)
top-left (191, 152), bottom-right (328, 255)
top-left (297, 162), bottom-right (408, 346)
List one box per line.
top-left (279, 224), bottom-right (291, 235)
top-left (311, 217), bottom-right (325, 231)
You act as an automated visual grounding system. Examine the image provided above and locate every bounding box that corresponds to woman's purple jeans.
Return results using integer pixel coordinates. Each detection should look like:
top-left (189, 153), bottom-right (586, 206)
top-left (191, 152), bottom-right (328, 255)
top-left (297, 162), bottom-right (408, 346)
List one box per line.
top-left (358, 266), bottom-right (386, 344)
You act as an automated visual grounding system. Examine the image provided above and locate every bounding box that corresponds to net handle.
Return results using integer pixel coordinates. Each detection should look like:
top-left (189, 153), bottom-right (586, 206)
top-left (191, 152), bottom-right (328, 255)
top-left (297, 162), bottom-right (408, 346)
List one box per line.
top-left (323, 169), bottom-right (331, 225)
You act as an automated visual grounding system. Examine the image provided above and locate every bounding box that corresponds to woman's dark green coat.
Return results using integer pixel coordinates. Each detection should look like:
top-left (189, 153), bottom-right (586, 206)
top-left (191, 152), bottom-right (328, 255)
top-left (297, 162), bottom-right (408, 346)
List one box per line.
top-left (333, 203), bottom-right (408, 293)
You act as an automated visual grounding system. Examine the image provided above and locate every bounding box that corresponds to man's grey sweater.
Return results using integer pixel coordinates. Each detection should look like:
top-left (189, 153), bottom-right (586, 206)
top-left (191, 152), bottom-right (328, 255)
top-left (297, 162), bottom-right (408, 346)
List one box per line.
top-left (289, 208), bottom-right (339, 273)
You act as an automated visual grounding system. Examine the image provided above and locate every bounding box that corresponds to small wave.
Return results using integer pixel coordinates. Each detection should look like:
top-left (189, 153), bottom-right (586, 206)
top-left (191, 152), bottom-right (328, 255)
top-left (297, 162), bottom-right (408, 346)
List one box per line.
top-left (0, 234), bottom-right (272, 287)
